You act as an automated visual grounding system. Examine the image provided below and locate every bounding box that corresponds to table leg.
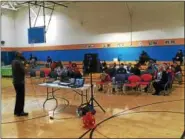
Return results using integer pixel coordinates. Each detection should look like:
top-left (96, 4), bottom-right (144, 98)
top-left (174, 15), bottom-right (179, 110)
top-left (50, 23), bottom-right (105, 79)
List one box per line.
top-left (43, 87), bottom-right (49, 107)
top-left (43, 88), bottom-right (58, 117)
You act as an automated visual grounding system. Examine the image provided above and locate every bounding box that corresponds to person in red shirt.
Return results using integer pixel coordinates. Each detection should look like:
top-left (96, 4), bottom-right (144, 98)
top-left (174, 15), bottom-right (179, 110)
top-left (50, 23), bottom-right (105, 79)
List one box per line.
top-left (98, 71), bottom-right (111, 91)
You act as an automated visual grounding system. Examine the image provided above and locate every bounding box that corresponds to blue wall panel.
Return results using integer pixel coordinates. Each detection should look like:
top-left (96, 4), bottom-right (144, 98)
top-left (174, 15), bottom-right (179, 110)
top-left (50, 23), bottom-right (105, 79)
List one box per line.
top-left (1, 51), bottom-right (16, 65)
top-left (22, 45), bottom-right (184, 62)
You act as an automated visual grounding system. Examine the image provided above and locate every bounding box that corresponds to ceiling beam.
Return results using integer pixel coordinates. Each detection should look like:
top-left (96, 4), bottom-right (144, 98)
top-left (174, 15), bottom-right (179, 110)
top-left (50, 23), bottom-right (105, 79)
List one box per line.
top-left (1, 5), bottom-right (17, 11)
top-left (49, 2), bottom-right (68, 8)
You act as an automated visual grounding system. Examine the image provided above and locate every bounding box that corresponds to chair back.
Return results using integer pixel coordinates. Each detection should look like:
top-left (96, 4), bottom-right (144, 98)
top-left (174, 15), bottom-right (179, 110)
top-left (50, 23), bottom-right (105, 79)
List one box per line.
top-left (141, 74), bottom-right (152, 82)
top-left (128, 75), bottom-right (141, 83)
top-left (115, 74), bottom-right (126, 82)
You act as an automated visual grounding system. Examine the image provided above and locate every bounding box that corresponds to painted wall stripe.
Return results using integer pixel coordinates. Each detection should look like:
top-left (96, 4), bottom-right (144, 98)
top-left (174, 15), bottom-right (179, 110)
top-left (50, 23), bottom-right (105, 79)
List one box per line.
top-left (1, 38), bottom-right (184, 52)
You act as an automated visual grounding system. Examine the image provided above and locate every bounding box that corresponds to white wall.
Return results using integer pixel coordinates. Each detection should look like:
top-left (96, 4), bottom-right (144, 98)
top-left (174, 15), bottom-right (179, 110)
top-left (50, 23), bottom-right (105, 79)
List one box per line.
top-left (4, 2), bottom-right (185, 47)
top-left (1, 10), bottom-right (16, 47)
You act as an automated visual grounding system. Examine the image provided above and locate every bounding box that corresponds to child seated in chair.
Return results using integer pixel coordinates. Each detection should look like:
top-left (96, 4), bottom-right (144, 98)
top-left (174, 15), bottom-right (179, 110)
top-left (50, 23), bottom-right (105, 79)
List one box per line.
top-left (98, 71), bottom-right (111, 92)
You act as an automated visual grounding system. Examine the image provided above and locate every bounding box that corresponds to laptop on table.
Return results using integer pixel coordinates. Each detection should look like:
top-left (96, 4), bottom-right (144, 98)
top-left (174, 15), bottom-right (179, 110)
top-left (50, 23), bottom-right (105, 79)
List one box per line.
top-left (69, 78), bottom-right (85, 88)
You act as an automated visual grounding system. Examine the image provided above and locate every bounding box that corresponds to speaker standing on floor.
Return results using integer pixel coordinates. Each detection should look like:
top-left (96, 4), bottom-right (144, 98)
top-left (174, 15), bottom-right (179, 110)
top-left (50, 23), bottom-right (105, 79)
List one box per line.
top-left (84, 53), bottom-right (101, 73)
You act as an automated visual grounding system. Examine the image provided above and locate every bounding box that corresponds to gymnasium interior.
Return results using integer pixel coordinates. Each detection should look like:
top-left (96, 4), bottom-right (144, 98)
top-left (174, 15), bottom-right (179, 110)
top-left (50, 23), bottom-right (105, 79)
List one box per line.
top-left (1, 1), bottom-right (184, 138)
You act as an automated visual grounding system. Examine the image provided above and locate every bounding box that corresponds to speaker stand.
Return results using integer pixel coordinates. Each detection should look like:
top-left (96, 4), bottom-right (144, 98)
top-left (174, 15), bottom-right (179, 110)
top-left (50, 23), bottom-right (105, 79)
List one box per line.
top-left (89, 72), bottom-right (106, 113)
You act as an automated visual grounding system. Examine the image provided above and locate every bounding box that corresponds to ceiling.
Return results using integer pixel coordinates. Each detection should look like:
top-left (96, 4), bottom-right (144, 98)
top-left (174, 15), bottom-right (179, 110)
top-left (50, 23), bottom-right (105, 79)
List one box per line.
top-left (0, 1), bottom-right (71, 11)
top-left (1, 1), bottom-right (183, 14)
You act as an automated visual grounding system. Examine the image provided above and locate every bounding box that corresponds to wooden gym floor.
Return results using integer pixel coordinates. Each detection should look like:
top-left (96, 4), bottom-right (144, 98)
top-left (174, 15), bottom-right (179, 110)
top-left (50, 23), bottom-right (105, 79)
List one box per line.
top-left (1, 77), bottom-right (184, 138)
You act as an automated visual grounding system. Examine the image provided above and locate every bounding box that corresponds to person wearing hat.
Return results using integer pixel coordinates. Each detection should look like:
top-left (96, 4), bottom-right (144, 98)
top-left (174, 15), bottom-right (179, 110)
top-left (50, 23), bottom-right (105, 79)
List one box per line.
top-left (12, 52), bottom-right (28, 116)
top-left (173, 50), bottom-right (183, 65)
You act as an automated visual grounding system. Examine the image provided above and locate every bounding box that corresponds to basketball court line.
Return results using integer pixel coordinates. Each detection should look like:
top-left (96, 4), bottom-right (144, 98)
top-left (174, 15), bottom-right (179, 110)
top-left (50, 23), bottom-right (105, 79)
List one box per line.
top-left (79, 99), bottom-right (184, 139)
top-left (89, 110), bottom-right (184, 139)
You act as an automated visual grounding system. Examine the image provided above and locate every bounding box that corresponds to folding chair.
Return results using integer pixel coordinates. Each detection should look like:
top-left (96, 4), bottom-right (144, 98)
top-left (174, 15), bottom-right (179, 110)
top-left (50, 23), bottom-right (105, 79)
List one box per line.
top-left (115, 74), bottom-right (128, 94)
top-left (123, 75), bottom-right (141, 95)
top-left (139, 74), bottom-right (153, 94)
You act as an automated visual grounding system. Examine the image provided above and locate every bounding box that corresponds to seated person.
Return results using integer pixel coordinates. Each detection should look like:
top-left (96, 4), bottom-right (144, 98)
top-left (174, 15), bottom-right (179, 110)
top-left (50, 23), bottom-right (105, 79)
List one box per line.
top-left (126, 63), bottom-right (133, 73)
top-left (98, 71), bottom-right (111, 92)
top-left (30, 57), bottom-right (36, 68)
top-left (173, 62), bottom-right (182, 85)
top-left (131, 64), bottom-right (141, 76)
top-left (146, 60), bottom-right (157, 76)
top-left (46, 56), bottom-right (52, 68)
top-left (29, 54), bottom-right (33, 62)
top-left (102, 61), bottom-right (108, 72)
top-left (172, 50), bottom-right (183, 65)
top-left (106, 64), bottom-right (117, 78)
top-left (117, 63), bottom-right (127, 74)
top-left (152, 66), bottom-right (168, 95)
top-left (67, 61), bottom-right (72, 69)
top-left (155, 65), bottom-right (163, 81)
top-left (69, 63), bottom-right (82, 78)
top-left (107, 64), bottom-right (117, 93)
top-left (166, 65), bottom-right (175, 84)
top-left (54, 61), bottom-right (63, 77)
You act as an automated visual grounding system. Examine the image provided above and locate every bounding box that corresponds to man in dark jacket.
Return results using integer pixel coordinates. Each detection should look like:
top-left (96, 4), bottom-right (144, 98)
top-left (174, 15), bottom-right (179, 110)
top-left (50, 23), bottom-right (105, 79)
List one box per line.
top-left (173, 50), bottom-right (183, 65)
top-left (131, 64), bottom-right (141, 76)
top-left (12, 52), bottom-right (28, 116)
top-left (152, 66), bottom-right (168, 95)
top-left (117, 63), bottom-right (127, 74)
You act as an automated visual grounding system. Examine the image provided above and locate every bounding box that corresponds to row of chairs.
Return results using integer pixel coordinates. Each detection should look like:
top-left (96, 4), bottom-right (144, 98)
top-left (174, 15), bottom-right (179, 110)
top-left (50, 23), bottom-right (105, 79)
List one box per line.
top-left (96, 73), bottom-right (174, 96)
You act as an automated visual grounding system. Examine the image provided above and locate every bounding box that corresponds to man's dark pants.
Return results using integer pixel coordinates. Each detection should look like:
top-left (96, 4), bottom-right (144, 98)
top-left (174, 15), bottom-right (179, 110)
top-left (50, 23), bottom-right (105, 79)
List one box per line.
top-left (13, 83), bottom-right (25, 114)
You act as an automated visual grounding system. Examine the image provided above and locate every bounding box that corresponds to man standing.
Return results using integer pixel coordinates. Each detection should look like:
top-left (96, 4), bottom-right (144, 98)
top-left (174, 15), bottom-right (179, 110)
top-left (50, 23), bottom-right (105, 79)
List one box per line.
top-left (12, 52), bottom-right (28, 116)
top-left (173, 50), bottom-right (183, 65)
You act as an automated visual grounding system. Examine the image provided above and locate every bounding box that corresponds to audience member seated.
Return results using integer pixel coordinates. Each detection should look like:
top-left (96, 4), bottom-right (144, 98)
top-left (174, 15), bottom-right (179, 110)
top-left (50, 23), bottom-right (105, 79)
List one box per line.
top-left (106, 64), bottom-right (117, 93)
top-left (117, 63), bottom-right (127, 74)
top-left (152, 65), bottom-right (168, 95)
top-left (106, 64), bottom-right (117, 78)
top-left (46, 56), bottom-right (52, 68)
top-left (54, 61), bottom-right (63, 77)
top-left (102, 61), bottom-right (108, 72)
top-left (51, 61), bottom-right (57, 71)
top-left (126, 63), bottom-right (133, 73)
top-left (29, 54), bottom-right (33, 61)
top-left (173, 62), bottom-right (182, 85)
top-left (172, 49), bottom-right (183, 65)
top-left (166, 65), bottom-right (175, 86)
top-left (30, 57), bottom-right (36, 68)
top-left (98, 72), bottom-right (111, 92)
top-left (67, 61), bottom-right (72, 69)
top-left (145, 60), bottom-right (157, 76)
top-left (68, 63), bottom-right (82, 78)
top-left (131, 64), bottom-right (141, 76)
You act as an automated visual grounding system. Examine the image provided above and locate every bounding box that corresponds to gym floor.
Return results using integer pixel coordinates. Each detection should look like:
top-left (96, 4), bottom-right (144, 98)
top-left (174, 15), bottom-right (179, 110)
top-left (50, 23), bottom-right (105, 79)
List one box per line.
top-left (1, 77), bottom-right (184, 138)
